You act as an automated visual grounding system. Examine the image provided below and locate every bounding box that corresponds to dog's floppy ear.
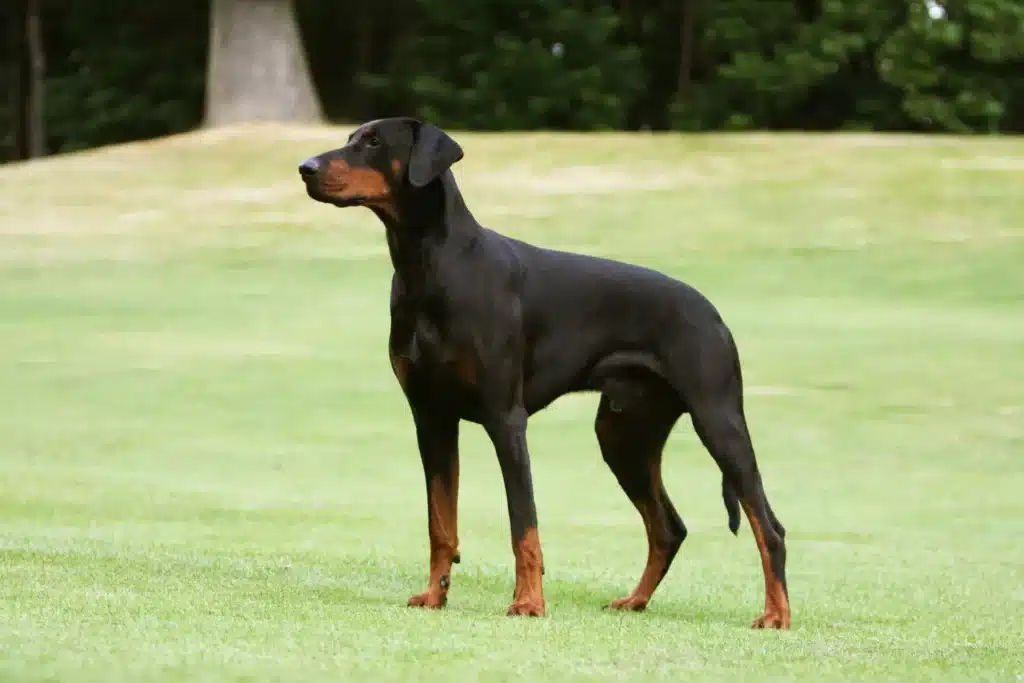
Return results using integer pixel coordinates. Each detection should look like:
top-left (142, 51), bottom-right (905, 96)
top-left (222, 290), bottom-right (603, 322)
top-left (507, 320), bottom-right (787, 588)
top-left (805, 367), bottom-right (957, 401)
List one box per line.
top-left (408, 122), bottom-right (464, 188)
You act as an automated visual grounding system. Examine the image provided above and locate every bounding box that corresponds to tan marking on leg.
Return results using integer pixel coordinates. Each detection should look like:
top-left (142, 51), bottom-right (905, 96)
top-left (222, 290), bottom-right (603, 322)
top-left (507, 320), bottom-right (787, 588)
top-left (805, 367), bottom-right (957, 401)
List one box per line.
top-left (408, 466), bottom-right (460, 609)
top-left (508, 527), bottom-right (545, 616)
top-left (609, 459), bottom-right (669, 611)
top-left (742, 501), bottom-right (791, 629)
top-left (390, 354), bottom-right (409, 391)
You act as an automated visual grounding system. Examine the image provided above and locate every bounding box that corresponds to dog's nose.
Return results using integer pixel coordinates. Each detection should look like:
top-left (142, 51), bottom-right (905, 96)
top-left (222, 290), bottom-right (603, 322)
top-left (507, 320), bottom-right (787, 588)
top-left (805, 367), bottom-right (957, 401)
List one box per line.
top-left (298, 157), bottom-right (320, 177)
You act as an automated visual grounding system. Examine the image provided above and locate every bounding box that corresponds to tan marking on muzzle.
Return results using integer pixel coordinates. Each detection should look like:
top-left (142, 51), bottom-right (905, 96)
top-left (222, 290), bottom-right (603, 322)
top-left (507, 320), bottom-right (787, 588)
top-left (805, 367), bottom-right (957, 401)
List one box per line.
top-left (322, 159), bottom-right (392, 201)
top-left (321, 158), bottom-right (397, 219)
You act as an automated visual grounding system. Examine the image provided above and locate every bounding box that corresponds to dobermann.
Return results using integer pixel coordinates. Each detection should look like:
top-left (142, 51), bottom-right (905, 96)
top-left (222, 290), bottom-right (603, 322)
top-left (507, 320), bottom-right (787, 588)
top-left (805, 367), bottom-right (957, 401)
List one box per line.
top-left (296, 117), bottom-right (791, 628)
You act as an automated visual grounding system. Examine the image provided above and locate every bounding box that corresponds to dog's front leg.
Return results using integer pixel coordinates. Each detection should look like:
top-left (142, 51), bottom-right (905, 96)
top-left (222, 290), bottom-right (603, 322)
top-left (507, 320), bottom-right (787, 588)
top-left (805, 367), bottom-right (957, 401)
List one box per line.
top-left (484, 405), bottom-right (545, 617)
top-left (407, 405), bottom-right (460, 609)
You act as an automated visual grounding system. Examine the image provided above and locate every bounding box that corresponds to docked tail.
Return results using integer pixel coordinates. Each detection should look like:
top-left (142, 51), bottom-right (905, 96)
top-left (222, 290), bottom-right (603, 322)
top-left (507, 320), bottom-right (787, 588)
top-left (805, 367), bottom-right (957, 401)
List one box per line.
top-left (723, 478), bottom-right (741, 534)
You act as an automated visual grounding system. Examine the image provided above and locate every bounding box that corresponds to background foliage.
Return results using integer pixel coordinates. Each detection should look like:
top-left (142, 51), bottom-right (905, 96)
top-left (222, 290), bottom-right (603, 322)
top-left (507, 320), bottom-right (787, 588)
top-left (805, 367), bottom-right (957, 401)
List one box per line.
top-left (2, 0), bottom-right (1022, 160)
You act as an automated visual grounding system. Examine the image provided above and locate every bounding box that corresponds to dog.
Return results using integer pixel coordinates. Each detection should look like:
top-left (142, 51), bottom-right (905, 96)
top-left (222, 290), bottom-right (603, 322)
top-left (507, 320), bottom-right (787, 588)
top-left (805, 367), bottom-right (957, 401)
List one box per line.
top-left (297, 117), bottom-right (791, 628)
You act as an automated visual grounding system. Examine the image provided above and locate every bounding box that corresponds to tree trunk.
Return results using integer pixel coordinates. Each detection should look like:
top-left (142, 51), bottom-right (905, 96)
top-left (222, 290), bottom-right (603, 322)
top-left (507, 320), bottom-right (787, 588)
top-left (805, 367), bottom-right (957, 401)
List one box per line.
top-left (25, 0), bottom-right (45, 157)
top-left (675, 0), bottom-right (697, 102)
top-left (204, 0), bottom-right (323, 126)
top-left (13, 0), bottom-right (46, 159)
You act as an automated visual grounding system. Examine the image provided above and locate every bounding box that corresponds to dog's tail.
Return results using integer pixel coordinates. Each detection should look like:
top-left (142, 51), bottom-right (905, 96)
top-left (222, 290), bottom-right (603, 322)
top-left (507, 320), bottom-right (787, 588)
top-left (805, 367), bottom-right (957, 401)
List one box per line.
top-left (723, 478), bottom-right (741, 535)
top-left (721, 323), bottom-right (744, 536)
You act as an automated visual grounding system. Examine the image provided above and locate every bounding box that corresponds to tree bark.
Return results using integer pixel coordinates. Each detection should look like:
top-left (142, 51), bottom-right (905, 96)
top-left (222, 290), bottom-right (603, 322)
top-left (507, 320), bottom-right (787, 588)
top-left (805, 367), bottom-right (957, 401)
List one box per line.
top-left (204, 0), bottom-right (323, 126)
top-left (10, 0), bottom-right (25, 159)
top-left (15, 0), bottom-right (46, 159)
top-left (675, 0), bottom-right (697, 102)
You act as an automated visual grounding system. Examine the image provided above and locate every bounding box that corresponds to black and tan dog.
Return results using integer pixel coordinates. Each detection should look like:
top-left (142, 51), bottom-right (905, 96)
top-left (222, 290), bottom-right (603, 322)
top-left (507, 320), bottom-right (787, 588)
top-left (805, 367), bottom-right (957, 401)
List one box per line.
top-left (297, 117), bottom-right (791, 628)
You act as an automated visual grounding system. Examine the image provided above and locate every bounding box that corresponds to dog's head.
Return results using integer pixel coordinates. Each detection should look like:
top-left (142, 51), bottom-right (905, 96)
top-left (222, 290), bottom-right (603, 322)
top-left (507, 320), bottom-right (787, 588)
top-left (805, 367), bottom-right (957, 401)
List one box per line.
top-left (297, 117), bottom-right (464, 217)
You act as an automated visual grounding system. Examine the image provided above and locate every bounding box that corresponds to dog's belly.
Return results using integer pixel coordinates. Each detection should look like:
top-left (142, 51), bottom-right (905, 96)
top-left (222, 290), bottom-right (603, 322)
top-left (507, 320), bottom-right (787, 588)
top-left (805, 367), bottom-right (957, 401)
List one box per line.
top-left (522, 340), bottom-right (670, 416)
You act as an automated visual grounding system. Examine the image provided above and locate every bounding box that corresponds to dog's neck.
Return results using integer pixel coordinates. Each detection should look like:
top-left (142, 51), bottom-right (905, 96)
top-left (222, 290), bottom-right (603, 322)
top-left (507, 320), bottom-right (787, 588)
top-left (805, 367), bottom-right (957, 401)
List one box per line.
top-left (373, 171), bottom-right (480, 296)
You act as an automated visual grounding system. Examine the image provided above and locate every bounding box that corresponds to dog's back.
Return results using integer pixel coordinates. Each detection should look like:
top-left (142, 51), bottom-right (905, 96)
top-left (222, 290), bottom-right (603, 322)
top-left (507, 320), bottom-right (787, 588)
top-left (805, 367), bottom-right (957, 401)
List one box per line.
top-left (499, 229), bottom-right (728, 357)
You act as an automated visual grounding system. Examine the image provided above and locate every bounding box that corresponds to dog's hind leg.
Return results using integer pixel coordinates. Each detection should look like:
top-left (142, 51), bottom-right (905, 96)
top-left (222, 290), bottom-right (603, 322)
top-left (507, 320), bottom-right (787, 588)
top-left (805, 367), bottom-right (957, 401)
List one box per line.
top-left (594, 378), bottom-right (685, 611)
top-left (674, 326), bottom-right (791, 629)
top-left (690, 397), bottom-right (790, 629)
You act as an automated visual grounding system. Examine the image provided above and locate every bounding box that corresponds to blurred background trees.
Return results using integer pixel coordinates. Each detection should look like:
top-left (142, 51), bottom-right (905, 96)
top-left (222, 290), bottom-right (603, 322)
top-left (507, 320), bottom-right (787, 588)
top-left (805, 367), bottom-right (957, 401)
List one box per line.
top-left (2, 0), bottom-right (1022, 161)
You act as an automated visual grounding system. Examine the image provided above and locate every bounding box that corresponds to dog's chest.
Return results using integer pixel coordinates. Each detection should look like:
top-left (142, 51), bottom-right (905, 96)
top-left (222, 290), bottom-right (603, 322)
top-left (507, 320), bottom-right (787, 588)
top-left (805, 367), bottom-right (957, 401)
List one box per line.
top-left (391, 309), bottom-right (479, 398)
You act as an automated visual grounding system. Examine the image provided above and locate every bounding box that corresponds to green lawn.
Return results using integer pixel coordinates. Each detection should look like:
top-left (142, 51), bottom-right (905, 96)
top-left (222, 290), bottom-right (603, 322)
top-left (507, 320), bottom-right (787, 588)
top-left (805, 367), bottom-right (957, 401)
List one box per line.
top-left (1, 124), bottom-right (1022, 682)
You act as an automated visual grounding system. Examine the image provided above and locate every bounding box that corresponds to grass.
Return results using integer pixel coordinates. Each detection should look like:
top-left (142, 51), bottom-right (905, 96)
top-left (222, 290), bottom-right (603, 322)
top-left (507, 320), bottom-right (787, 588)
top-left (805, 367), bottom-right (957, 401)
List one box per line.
top-left (1, 124), bottom-right (1022, 682)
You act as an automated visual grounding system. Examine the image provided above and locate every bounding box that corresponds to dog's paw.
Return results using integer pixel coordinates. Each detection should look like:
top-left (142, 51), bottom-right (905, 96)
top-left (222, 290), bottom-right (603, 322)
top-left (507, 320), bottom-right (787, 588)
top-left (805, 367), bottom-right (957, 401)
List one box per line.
top-left (751, 611), bottom-right (791, 629)
top-left (506, 599), bottom-right (545, 617)
top-left (607, 594), bottom-right (649, 612)
top-left (407, 590), bottom-right (447, 609)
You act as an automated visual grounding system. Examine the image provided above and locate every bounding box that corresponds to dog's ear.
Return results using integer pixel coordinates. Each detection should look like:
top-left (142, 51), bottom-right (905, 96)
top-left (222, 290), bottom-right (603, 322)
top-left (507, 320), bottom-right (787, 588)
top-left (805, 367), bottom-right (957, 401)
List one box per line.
top-left (408, 122), bottom-right (464, 188)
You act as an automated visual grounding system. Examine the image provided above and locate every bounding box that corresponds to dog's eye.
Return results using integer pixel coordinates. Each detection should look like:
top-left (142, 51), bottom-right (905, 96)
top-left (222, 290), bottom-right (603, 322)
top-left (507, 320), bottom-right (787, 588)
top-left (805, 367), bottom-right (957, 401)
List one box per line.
top-left (366, 134), bottom-right (381, 148)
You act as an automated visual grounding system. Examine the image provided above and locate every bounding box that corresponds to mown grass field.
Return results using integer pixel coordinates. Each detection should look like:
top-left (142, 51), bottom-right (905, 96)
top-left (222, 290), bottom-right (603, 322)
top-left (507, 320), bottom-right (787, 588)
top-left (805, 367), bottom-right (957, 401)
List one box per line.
top-left (1, 125), bottom-right (1022, 682)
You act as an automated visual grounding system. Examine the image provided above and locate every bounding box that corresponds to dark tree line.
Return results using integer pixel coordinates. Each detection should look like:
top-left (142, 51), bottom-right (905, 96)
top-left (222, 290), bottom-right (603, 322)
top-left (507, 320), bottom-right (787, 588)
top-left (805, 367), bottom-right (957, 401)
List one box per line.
top-left (2, 0), bottom-right (1022, 162)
